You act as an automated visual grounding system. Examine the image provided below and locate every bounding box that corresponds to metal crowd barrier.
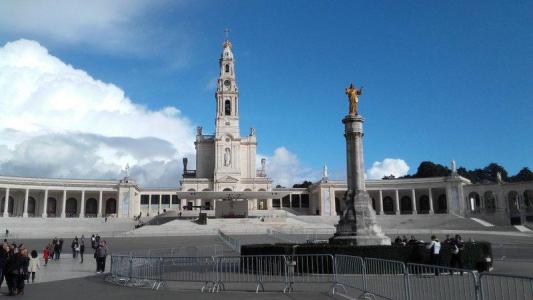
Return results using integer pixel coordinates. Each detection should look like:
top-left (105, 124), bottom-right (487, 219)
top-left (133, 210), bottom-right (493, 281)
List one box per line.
top-left (213, 255), bottom-right (288, 292)
top-left (218, 230), bottom-right (241, 254)
top-left (109, 253), bottom-right (533, 299)
top-left (406, 263), bottom-right (478, 300)
top-left (479, 273), bottom-right (533, 300)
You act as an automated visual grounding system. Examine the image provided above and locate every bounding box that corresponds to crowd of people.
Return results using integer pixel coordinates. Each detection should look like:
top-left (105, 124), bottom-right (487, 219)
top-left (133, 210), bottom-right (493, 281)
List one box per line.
top-left (0, 242), bottom-right (39, 296)
top-left (0, 234), bottom-right (109, 296)
top-left (394, 234), bottom-right (466, 274)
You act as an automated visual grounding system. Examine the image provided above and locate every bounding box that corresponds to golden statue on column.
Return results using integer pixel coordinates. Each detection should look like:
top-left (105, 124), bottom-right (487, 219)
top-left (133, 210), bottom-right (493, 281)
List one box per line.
top-left (345, 83), bottom-right (363, 116)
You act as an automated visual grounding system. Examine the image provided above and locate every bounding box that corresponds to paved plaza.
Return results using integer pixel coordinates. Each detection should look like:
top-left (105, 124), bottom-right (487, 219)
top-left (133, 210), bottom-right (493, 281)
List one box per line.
top-left (1, 231), bottom-right (533, 298)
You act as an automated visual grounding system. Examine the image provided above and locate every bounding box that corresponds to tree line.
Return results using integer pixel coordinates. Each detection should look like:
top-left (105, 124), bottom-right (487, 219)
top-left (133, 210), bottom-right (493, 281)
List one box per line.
top-left (382, 161), bottom-right (533, 184)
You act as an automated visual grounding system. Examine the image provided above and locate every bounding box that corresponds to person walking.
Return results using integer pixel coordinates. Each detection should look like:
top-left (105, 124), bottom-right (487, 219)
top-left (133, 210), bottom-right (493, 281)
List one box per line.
top-left (16, 248), bottom-right (30, 295)
top-left (27, 250), bottom-right (40, 283)
top-left (96, 241), bottom-right (108, 273)
top-left (4, 244), bottom-right (16, 296)
top-left (79, 237), bottom-right (85, 263)
top-left (450, 234), bottom-right (465, 274)
top-left (426, 235), bottom-right (442, 275)
top-left (71, 237), bottom-right (79, 259)
top-left (0, 242), bottom-right (8, 289)
top-left (54, 240), bottom-right (61, 260)
top-left (58, 238), bottom-right (64, 258)
top-left (43, 246), bottom-right (50, 266)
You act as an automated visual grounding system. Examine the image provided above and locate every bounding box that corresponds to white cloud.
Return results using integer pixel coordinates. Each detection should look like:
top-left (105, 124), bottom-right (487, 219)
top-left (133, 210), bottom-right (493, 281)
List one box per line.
top-left (0, 39), bottom-right (195, 186)
top-left (0, 1), bottom-right (188, 59)
top-left (367, 158), bottom-right (410, 179)
top-left (258, 147), bottom-right (319, 187)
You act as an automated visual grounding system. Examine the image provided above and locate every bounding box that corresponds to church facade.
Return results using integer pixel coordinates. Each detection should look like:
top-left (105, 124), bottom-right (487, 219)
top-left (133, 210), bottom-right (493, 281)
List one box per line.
top-left (0, 39), bottom-right (532, 226)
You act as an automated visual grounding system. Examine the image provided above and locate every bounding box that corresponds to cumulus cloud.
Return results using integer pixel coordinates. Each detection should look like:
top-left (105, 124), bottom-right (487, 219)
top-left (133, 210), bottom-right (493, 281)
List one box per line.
top-left (0, 39), bottom-right (195, 186)
top-left (258, 147), bottom-right (319, 187)
top-left (0, 0), bottom-right (188, 59)
top-left (367, 158), bottom-right (410, 179)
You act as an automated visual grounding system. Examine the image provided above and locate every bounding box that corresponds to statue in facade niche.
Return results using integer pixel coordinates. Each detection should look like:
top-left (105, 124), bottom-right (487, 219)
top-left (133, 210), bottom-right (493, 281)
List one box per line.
top-left (224, 148), bottom-right (231, 166)
top-left (345, 83), bottom-right (363, 116)
top-left (196, 126), bottom-right (203, 136)
top-left (250, 127), bottom-right (255, 136)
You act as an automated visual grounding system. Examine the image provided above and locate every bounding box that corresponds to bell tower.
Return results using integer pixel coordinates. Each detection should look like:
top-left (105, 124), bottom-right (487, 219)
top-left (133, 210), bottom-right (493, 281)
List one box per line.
top-left (215, 31), bottom-right (240, 138)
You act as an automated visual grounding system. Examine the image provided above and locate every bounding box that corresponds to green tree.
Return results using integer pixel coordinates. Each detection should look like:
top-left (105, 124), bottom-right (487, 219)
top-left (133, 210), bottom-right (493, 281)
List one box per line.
top-left (510, 167), bottom-right (533, 182)
top-left (413, 161), bottom-right (450, 178)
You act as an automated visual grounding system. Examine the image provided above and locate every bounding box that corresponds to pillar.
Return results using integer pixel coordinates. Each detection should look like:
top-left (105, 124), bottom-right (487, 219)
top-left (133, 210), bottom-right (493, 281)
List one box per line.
top-left (394, 189), bottom-right (400, 215)
top-left (289, 194), bottom-right (293, 208)
top-left (3, 188), bottom-right (9, 217)
top-left (411, 189), bottom-right (417, 214)
top-left (159, 195), bottom-right (163, 213)
top-left (378, 190), bottom-right (384, 215)
top-left (267, 198), bottom-right (272, 210)
top-left (61, 190), bottom-right (67, 218)
top-left (98, 191), bottom-right (103, 217)
top-left (195, 198), bottom-right (201, 210)
top-left (148, 194), bottom-right (152, 214)
top-left (428, 188), bottom-right (434, 214)
top-left (23, 189), bottom-right (29, 218)
top-left (80, 190), bottom-right (85, 218)
top-left (299, 196), bottom-right (302, 210)
top-left (252, 199), bottom-right (258, 210)
top-left (42, 189), bottom-right (48, 218)
top-left (169, 194), bottom-right (173, 210)
top-left (180, 198), bottom-right (186, 211)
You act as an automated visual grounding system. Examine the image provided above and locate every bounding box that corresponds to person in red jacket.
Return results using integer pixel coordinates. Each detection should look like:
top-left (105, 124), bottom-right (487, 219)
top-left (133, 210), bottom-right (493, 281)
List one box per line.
top-left (43, 246), bottom-right (50, 266)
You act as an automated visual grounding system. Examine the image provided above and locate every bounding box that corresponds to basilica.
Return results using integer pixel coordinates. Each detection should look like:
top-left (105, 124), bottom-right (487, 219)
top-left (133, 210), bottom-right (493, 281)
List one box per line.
top-left (0, 39), bottom-right (532, 227)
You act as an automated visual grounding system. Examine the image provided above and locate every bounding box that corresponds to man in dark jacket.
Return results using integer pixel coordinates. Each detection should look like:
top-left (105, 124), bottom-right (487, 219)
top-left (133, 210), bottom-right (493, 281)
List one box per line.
top-left (0, 243), bottom-right (8, 289)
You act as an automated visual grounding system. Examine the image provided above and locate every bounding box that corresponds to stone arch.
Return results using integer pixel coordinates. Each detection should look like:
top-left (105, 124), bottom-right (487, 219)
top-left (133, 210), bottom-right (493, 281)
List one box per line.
top-left (484, 191), bottom-right (496, 213)
top-left (383, 196), bottom-right (394, 214)
top-left (371, 198), bottom-right (376, 211)
top-left (436, 194), bottom-right (447, 214)
top-left (468, 192), bottom-right (481, 212)
top-left (28, 196), bottom-right (36, 216)
top-left (225, 64), bottom-right (230, 73)
top-left (418, 195), bottom-right (430, 213)
top-left (85, 198), bottom-right (98, 216)
top-left (524, 190), bottom-right (533, 210)
top-left (400, 196), bottom-right (412, 214)
top-left (1, 196), bottom-right (15, 216)
top-left (47, 197), bottom-right (57, 217)
top-left (66, 197), bottom-right (78, 217)
top-left (335, 197), bottom-right (341, 216)
top-left (223, 188), bottom-right (232, 191)
top-left (187, 189), bottom-right (196, 192)
top-left (105, 198), bottom-right (117, 215)
top-left (508, 191), bottom-right (520, 213)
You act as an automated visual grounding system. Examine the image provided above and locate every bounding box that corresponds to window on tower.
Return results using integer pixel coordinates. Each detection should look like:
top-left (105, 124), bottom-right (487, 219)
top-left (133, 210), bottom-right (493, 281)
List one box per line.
top-left (225, 64), bottom-right (229, 73)
top-left (225, 100), bottom-right (231, 116)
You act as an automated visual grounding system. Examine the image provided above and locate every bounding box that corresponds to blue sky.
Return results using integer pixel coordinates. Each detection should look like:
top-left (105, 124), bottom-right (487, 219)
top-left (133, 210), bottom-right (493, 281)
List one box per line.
top-left (0, 1), bottom-right (532, 185)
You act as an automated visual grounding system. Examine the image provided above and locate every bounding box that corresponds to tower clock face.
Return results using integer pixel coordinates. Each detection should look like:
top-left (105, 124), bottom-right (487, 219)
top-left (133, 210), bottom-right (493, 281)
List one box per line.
top-left (224, 80), bottom-right (231, 87)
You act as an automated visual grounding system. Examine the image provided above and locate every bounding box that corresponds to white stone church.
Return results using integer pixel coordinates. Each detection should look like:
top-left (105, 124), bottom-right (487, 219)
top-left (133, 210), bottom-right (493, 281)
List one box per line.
top-left (0, 39), bottom-right (532, 226)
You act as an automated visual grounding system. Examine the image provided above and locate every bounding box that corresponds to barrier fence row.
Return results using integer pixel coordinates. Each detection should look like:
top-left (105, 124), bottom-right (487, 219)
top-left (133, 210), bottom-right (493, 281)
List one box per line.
top-left (109, 254), bottom-right (533, 299)
top-left (217, 230), bottom-right (241, 254)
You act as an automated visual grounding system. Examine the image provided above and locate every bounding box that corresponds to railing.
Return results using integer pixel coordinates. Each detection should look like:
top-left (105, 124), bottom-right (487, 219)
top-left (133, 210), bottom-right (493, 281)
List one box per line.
top-left (218, 230), bottom-right (241, 254)
top-left (267, 228), bottom-right (334, 244)
top-left (182, 170), bottom-right (196, 178)
top-left (109, 253), bottom-right (533, 299)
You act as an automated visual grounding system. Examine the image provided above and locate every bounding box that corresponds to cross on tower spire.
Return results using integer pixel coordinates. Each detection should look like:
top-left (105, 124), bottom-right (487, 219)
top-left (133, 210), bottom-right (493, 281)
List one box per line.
top-left (224, 28), bottom-right (230, 41)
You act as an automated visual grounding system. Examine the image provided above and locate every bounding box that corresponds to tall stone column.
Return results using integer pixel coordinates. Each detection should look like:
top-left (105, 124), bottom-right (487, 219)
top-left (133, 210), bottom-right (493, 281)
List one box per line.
top-left (428, 188), bottom-right (434, 214)
top-left (23, 189), bottom-right (29, 218)
top-left (411, 189), bottom-right (417, 214)
top-left (61, 190), bottom-right (67, 218)
top-left (42, 189), bottom-right (48, 218)
top-left (378, 190), bottom-right (384, 215)
top-left (331, 111), bottom-right (390, 245)
top-left (80, 190), bottom-right (85, 218)
top-left (3, 188), bottom-right (9, 217)
top-left (148, 194), bottom-right (152, 214)
top-left (394, 189), bottom-right (400, 215)
top-left (98, 191), bottom-right (103, 217)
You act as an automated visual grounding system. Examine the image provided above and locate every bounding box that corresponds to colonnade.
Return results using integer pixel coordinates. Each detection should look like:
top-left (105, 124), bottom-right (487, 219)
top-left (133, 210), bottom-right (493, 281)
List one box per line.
top-left (1, 187), bottom-right (116, 218)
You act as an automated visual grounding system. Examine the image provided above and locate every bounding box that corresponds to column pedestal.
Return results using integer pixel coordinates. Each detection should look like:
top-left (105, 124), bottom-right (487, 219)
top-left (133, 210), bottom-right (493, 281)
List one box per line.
top-left (331, 114), bottom-right (390, 246)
